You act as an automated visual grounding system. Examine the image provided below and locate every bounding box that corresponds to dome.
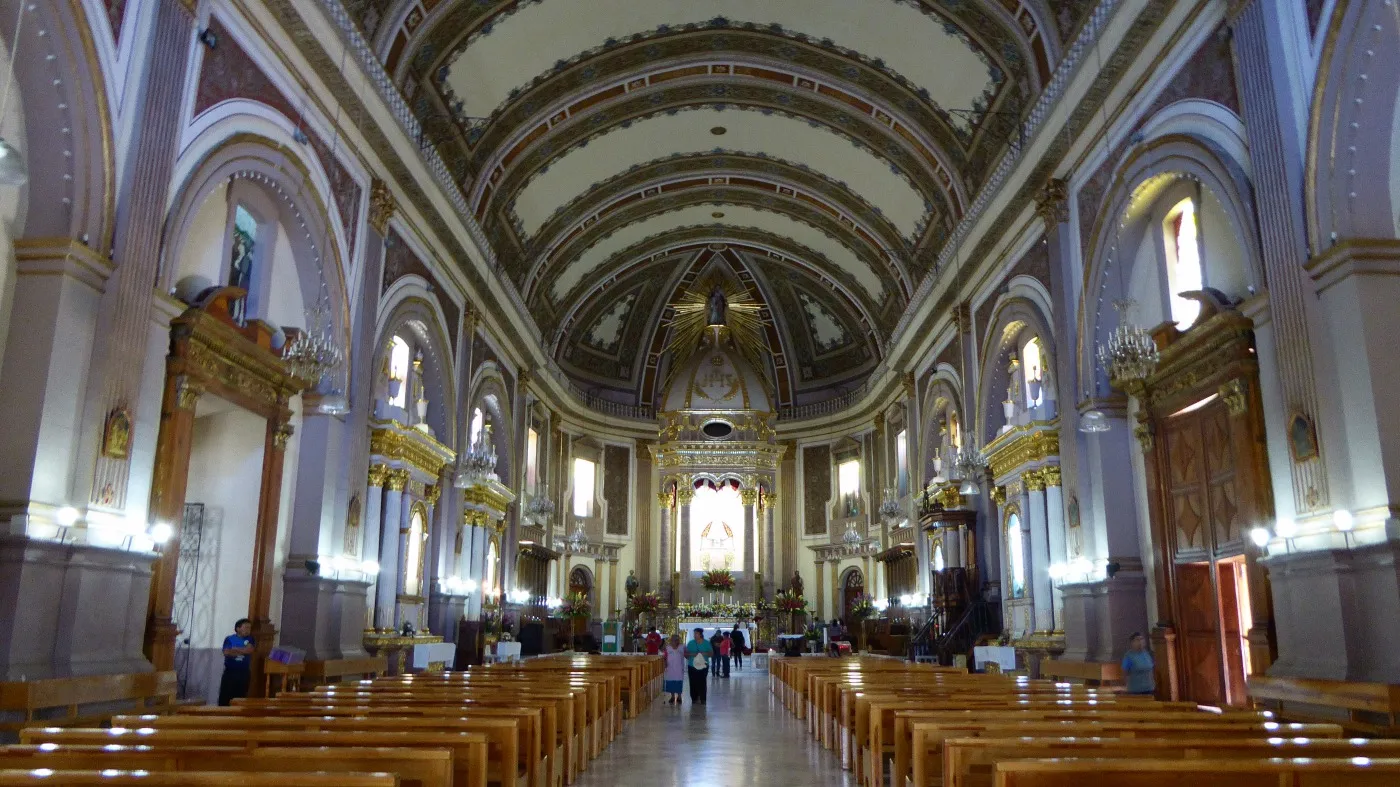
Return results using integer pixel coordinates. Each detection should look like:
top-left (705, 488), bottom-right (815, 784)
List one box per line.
top-left (660, 326), bottom-right (772, 415)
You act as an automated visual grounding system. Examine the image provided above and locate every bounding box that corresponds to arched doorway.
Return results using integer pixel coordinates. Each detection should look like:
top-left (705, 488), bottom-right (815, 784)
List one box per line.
top-left (569, 565), bottom-right (594, 610)
top-left (840, 567), bottom-right (865, 623)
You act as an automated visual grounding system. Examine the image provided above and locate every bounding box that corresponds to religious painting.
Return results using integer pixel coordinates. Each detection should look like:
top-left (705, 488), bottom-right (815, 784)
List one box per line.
top-left (101, 407), bottom-right (132, 459)
top-left (343, 494), bottom-right (362, 558)
top-left (1288, 411), bottom-right (1318, 463)
top-left (1066, 495), bottom-right (1083, 557)
top-left (227, 205), bottom-right (257, 325)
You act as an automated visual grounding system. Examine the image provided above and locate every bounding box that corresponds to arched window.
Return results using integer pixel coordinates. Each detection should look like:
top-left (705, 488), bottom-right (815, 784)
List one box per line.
top-left (469, 408), bottom-right (485, 446)
top-left (1165, 198), bottom-right (1204, 326)
top-left (948, 411), bottom-right (962, 451)
top-left (388, 336), bottom-right (411, 408)
top-left (1022, 336), bottom-right (1044, 408)
top-left (572, 457), bottom-right (596, 517)
top-left (403, 506), bottom-right (427, 597)
top-left (838, 459), bottom-right (861, 517)
top-left (1006, 512), bottom-right (1026, 598)
top-left (485, 539), bottom-right (499, 596)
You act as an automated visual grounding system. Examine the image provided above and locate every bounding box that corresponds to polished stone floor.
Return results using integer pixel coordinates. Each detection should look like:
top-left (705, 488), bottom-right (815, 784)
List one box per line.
top-left (575, 660), bottom-right (855, 787)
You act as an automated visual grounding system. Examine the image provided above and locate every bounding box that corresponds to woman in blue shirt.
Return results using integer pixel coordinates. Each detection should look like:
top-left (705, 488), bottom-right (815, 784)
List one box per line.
top-left (218, 618), bottom-right (254, 706)
top-left (1120, 632), bottom-right (1155, 696)
top-left (685, 628), bottom-right (714, 705)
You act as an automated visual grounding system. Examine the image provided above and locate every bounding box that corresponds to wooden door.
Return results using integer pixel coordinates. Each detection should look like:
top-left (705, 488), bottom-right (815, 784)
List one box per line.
top-left (841, 569), bottom-right (864, 622)
top-left (1176, 562), bottom-right (1225, 706)
top-left (1217, 561), bottom-right (1248, 705)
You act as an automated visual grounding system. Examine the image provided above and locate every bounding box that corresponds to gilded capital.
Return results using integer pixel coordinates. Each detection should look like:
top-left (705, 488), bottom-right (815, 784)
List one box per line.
top-left (367, 463), bottom-right (391, 487)
top-left (425, 483), bottom-right (442, 504)
top-left (1135, 422), bottom-right (1155, 454)
top-left (740, 489), bottom-right (759, 506)
top-left (272, 422), bottom-right (295, 452)
top-left (1034, 178), bottom-right (1069, 225)
top-left (368, 178), bottom-right (396, 236)
top-left (764, 491), bottom-right (778, 507)
top-left (1219, 378), bottom-right (1248, 417)
top-left (1042, 465), bottom-right (1062, 488)
top-left (386, 468), bottom-right (412, 492)
top-left (656, 491), bottom-right (674, 508)
top-left (873, 412), bottom-right (885, 433)
top-left (676, 488), bottom-right (695, 505)
top-left (990, 486), bottom-right (1007, 506)
top-left (1024, 470), bottom-right (1046, 493)
top-left (174, 375), bottom-right (203, 411)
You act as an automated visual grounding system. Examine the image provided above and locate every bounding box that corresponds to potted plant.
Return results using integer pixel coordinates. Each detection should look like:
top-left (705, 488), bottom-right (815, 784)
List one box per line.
top-left (559, 591), bottom-right (591, 638)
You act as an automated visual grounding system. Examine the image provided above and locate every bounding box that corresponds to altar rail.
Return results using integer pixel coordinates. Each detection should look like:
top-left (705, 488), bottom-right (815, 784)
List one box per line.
top-left (0, 671), bottom-right (176, 740)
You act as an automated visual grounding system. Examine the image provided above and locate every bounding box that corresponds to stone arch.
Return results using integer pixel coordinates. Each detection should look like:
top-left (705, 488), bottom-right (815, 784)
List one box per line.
top-left (3, 0), bottom-right (115, 246)
top-left (568, 563), bottom-right (596, 613)
top-left (467, 361), bottom-right (515, 482)
top-left (161, 131), bottom-right (352, 380)
top-left (977, 293), bottom-right (1055, 445)
top-left (920, 368), bottom-right (965, 485)
top-left (1077, 132), bottom-right (1264, 399)
top-left (376, 283), bottom-right (458, 444)
top-left (1307, 0), bottom-right (1400, 244)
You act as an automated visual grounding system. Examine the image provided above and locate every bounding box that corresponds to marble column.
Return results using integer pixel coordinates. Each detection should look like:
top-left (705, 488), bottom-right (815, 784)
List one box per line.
top-left (657, 490), bottom-right (674, 604)
top-left (741, 488), bottom-right (757, 577)
top-left (608, 561), bottom-right (618, 619)
top-left (1043, 467), bottom-right (1067, 630)
top-left (375, 469), bottom-right (409, 628)
top-left (765, 492), bottom-right (777, 588)
top-left (1025, 471), bottom-right (1052, 632)
top-left (362, 466), bottom-right (387, 623)
top-left (677, 488), bottom-right (694, 599)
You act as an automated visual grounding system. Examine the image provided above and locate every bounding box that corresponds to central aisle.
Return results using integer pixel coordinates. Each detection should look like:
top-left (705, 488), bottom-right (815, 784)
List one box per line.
top-left (575, 660), bottom-right (855, 787)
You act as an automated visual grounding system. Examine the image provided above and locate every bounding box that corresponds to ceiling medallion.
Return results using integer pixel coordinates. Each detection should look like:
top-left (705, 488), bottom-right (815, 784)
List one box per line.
top-left (710, 126), bottom-right (727, 135)
top-left (711, 211), bottom-right (725, 218)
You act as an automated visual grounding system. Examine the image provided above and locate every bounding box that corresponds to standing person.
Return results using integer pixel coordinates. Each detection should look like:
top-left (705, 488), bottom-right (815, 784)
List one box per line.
top-left (1121, 632), bottom-right (1156, 696)
top-left (709, 629), bottom-right (725, 677)
top-left (662, 634), bottom-right (686, 705)
top-left (718, 632), bottom-right (732, 678)
top-left (686, 628), bottom-right (713, 705)
top-left (644, 627), bottom-right (663, 655)
top-left (217, 618), bottom-right (254, 706)
top-left (730, 623), bottom-right (747, 670)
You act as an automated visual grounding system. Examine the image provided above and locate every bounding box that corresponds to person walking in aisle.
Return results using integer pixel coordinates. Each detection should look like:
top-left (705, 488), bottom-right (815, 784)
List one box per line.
top-left (686, 628), bottom-right (713, 705)
top-left (718, 631), bottom-right (732, 678)
top-left (730, 622), bottom-right (746, 670)
top-left (709, 629), bottom-right (725, 677)
top-left (662, 633), bottom-right (686, 705)
top-left (644, 627), bottom-right (663, 655)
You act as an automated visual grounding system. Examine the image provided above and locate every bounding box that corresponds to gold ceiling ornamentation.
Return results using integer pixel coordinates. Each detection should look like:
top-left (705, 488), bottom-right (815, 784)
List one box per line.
top-left (663, 274), bottom-right (769, 392)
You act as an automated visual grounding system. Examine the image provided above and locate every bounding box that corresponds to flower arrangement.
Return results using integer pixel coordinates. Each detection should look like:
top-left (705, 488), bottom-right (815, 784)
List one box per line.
top-left (700, 568), bottom-right (735, 592)
top-left (627, 591), bottom-right (661, 615)
top-left (848, 593), bottom-right (876, 620)
top-left (558, 591), bottom-right (591, 620)
top-left (774, 590), bottom-right (807, 613)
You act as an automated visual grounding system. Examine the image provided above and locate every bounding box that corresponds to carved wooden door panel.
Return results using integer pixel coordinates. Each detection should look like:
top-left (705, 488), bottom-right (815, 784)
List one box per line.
top-left (1217, 561), bottom-right (1248, 705)
top-left (1164, 416), bottom-right (1208, 555)
top-left (1202, 403), bottom-right (1242, 550)
top-left (1177, 561), bottom-right (1226, 705)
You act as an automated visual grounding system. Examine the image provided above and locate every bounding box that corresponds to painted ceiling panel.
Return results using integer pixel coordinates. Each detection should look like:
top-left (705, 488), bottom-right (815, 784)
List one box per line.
top-left (440, 0), bottom-right (1000, 123)
top-left (512, 107), bottom-right (928, 239)
top-left (549, 203), bottom-right (884, 301)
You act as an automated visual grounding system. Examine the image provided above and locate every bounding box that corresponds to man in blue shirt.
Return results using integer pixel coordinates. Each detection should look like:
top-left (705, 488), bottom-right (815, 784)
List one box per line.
top-left (1120, 632), bottom-right (1156, 696)
top-left (218, 618), bottom-right (254, 706)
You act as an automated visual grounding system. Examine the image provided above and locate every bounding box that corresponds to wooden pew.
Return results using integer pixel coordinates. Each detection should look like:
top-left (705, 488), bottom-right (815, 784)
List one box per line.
top-left (0, 744), bottom-right (453, 787)
top-left (906, 719), bottom-right (1345, 787)
top-left (945, 736), bottom-right (1400, 787)
top-left (300, 656), bottom-right (387, 687)
top-left (20, 727), bottom-right (490, 787)
top-left (992, 757), bottom-right (1400, 787)
top-left (0, 772), bottom-right (395, 786)
top-left (1249, 674), bottom-right (1400, 736)
top-left (0, 672), bottom-right (177, 738)
top-left (109, 713), bottom-right (526, 787)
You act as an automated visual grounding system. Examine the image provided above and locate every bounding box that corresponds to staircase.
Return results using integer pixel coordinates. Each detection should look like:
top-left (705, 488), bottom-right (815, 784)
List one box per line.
top-left (908, 600), bottom-right (1002, 666)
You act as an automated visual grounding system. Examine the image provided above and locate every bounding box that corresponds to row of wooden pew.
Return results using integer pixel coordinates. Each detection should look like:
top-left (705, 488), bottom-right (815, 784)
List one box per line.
top-left (0, 653), bottom-right (663, 786)
top-left (770, 655), bottom-right (1400, 787)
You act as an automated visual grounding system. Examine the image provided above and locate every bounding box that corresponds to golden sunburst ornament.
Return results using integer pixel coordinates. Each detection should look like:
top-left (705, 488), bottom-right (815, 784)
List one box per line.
top-left (663, 274), bottom-right (769, 391)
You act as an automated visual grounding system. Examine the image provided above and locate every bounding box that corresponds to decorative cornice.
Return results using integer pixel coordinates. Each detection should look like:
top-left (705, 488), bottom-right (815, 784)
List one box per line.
top-left (368, 464), bottom-right (390, 488)
top-left (983, 419), bottom-right (1060, 481)
top-left (368, 178), bottom-right (397, 236)
top-left (369, 419), bottom-right (457, 478)
top-left (386, 468), bottom-right (411, 492)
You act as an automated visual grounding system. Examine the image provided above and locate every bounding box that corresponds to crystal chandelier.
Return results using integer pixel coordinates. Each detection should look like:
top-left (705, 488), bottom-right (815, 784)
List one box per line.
top-left (524, 485), bottom-right (557, 525)
top-left (952, 446), bottom-right (988, 496)
top-left (878, 487), bottom-right (904, 523)
top-left (1097, 300), bottom-right (1160, 384)
top-left (284, 296), bottom-right (345, 384)
top-left (565, 517), bottom-right (589, 552)
top-left (842, 520), bottom-right (866, 546)
top-left (454, 424), bottom-right (498, 487)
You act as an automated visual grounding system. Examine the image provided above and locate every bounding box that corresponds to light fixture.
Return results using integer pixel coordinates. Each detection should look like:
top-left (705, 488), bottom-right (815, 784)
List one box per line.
top-left (841, 521), bottom-right (866, 547)
top-left (55, 507), bottom-right (81, 527)
top-left (147, 522), bottom-right (174, 545)
top-left (360, 559), bottom-right (380, 576)
top-left (1097, 299), bottom-right (1160, 384)
top-left (710, 126), bottom-right (727, 135)
top-left (565, 517), bottom-right (589, 552)
top-left (455, 423), bottom-right (499, 487)
top-left (315, 391), bottom-right (350, 416)
top-left (1332, 510), bottom-right (1354, 532)
top-left (878, 488), bottom-right (904, 523)
top-left (284, 296), bottom-right (345, 385)
top-left (1249, 527), bottom-right (1271, 548)
top-left (1275, 516), bottom-right (1297, 539)
top-left (546, 596), bottom-right (563, 610)
top-left (524, 485), bottom-right (557, 525)
top-left (1079, 408), bottom-right (1111, 433)
top-left (952, 446), bottom-right (987, 496)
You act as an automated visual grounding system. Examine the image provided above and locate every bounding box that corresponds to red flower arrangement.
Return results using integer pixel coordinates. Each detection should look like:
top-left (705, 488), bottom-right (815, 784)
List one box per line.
top-left (700, 568), bottom-right (736, 592)
top-left (558, 591), bottom-right (591, 620)
top-left (627, 591), bottom-right (661, 614)
top-left (774, 590), bottom-right (808, 613)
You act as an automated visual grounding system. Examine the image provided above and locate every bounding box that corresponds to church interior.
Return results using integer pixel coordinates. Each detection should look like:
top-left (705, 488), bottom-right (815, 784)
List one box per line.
top-left (2, 0), bottom-right (1400, 783)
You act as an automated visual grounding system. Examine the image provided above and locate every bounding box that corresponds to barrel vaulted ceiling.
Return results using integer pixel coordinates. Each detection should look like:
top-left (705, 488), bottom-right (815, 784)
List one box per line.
top-left (348, 0), bottom-right (1094, 406)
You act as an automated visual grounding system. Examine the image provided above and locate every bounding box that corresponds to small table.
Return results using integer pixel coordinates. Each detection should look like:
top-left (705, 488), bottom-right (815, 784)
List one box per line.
top-left (262, 660), bottom-right (303, 698)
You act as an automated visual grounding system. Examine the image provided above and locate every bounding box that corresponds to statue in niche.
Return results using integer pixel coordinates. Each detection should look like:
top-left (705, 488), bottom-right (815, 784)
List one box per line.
top-left (790, 570), bottom-right (804, 598)
top-left (625, 569), bottom-right (640, 598)
top-left (344, 495), bottom-right (362, 557)
top-left (101, 407), bottom-right (131, 460)
top-left (1067, 495), bottom-right (1083, 558)
top-left (1007, 353), bottom-right (1023, 407)
top-left (707, 286), bottom-right (727, 326)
